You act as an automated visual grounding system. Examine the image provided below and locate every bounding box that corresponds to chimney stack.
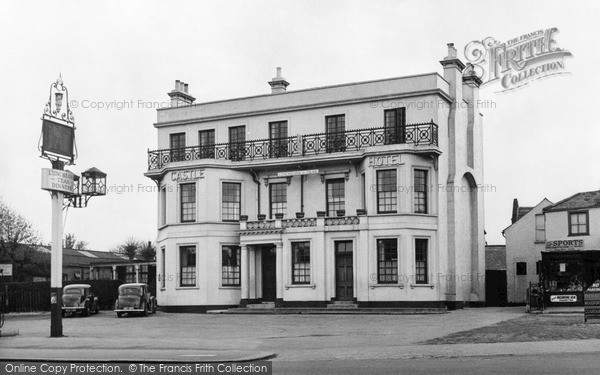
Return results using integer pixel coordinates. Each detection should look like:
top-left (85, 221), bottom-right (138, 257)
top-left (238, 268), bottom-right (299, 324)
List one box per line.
top-left (168, 80), bottom-right (196, 107)
top-left (268, 67), bottom-right (290, 94)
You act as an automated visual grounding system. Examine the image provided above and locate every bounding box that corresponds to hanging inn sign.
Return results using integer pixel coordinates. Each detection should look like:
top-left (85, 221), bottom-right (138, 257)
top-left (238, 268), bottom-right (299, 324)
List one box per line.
top-left (40, 75), bottom-right (76, 164)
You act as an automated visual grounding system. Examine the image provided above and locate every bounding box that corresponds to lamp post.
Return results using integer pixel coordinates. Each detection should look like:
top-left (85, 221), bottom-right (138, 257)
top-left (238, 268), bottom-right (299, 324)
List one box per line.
top-left (40, 75), bottom-right (107, 337)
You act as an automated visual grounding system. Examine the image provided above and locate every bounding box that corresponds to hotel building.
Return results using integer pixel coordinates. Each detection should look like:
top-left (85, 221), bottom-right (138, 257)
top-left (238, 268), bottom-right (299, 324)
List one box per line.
top-left (145, 44), bottom-right (485, 312)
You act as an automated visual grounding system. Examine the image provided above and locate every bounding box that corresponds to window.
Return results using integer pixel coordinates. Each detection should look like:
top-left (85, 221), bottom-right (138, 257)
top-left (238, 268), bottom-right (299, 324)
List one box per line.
top-left (536, 261), bottom-right (542, 275)
top-left (415, 239), bottom-right (428, 284)
top-left (535, 214), bottom-right (545, 242)
top-left (170, 133), bottom-right (186, 162)
top-left (269, 183), bottom-right (287, 218)
top-left (229, 126), bottom-right (246, 161)
top-left (139, 265), bottom-right (149, 284)
top-left (269, 121), bottom-right (288, 158)
top-left (569, 211), bottom-right (589, 235)
top-left (377, 239), bottom-right (398, 283)
top-left (222, 182), bottom-right (241, 221)
top-left (377, 170), bottom-right (397, 213)
top-left (326, 114), bottom-right (346, 153)
top-left (160, 247), bottom-right (166, 289)
top-left (125, 266), bottom-right (135, 283)
top-left (199, 129), bottom-right (215, 159)
top-left (179, 246), bottom-right (196, 287)
top-left (384, 108), bottom-right (406, 144)
top-left (292, 242), bottom-right (310, 284)
top-left (326, 179), bottom-right (345, 216)
top-left (414, 169), bottom-right (428, 214)
top-left (180, 183), bottom-right (196, 222)
top-left (516, 262), bottom-right (527, 276)
top-left (222, 245), bottom-right (241, 286)
top-left (160, 186), bottom-right (166, 226)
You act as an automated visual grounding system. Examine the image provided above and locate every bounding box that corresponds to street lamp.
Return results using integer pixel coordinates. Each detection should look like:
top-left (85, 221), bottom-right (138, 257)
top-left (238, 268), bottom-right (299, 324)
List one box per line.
top-left (66, 167), bottom-right (107, 208)
top-left (40, 75), bottom-right (107, 337)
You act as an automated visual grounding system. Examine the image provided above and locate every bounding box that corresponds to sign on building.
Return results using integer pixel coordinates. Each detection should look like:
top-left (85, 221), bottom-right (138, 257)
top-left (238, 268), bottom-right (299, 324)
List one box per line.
top-left (277, 169), bottom-right (319, 177)
top-left (585, 280), bottom-right (600, 323)
top-left (545, 239), bottom-right (584, 251)
top-left (0, 264), bottom-right (13, 276)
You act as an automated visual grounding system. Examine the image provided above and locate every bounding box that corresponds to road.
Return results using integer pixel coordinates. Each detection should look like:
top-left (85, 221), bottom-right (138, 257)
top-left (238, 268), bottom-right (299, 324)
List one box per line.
top-left (273, 353), bottom-right (600, 375)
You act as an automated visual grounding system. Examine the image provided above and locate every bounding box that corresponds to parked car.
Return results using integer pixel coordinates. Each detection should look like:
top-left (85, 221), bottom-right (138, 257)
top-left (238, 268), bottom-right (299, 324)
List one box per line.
top-left (114, 283), bottom-right (157, 317)
top-left (62, 284), bottom-right (100, 317)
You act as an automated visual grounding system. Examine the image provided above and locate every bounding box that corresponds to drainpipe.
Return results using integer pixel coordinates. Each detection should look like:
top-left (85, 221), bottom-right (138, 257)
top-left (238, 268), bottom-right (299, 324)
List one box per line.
top-left (251, 170), bottom-right (261, 216)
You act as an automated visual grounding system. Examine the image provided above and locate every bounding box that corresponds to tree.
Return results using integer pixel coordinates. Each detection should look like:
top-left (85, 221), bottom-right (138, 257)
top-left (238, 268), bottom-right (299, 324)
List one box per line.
top-left (139, 241), bottom-right (156, 261)
top-left (64, 233), bottom-right (88, 250)
top-left (112, 237), bottom-right (141, 261)
top-left (0, 199), bottom-right (45, 281)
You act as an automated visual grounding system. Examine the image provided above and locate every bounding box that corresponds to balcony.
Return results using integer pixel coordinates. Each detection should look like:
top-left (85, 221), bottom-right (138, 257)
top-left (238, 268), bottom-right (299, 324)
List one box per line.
top-left (147, 121), bottom-right (438, 170)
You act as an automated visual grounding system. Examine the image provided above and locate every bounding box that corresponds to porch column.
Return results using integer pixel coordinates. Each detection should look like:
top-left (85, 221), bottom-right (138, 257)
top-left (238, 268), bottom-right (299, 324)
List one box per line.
top-left (240, 245), bottom-right (249, 307)
top-left (275, 242), bottom-right (284, 307)
top-left (135, 264), bottom-right (140, 283)
top-left (249, 248), bottom-right (256, 301)
top-left (112, 265), bottom-right (117, 280)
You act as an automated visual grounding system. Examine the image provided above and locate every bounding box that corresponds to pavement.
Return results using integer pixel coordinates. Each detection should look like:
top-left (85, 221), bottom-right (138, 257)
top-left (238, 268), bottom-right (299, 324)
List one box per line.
top-left (1, 307), bottom-right (599, 363)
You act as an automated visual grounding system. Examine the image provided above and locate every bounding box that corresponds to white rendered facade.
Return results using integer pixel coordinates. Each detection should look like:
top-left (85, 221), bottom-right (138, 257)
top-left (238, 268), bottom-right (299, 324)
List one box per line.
top-left (145, 45), bottom-right (485, 311)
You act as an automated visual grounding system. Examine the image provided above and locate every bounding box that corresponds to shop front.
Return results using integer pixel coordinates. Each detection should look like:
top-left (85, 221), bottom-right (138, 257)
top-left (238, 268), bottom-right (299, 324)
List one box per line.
top-left (541, 250), bottom-right (600, 307)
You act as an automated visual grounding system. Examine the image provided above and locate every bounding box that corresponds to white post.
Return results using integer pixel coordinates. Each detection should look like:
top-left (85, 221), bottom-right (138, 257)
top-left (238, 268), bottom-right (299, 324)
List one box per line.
top-left (50, 187), bottom-right (64, 337)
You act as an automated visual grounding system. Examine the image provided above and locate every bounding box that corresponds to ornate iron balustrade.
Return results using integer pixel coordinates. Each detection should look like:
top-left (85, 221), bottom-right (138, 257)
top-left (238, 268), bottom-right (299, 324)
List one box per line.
top-left (325, 216), bottom-right (360, 226)
top-left (148, 121), bottom-right (438, 170)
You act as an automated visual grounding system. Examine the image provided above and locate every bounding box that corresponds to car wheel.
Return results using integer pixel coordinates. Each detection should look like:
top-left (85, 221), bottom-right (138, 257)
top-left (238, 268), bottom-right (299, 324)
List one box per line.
top-left (117, 312), bottom-right (123, 318)
top-left (141, 301), bottom-right (148, 317)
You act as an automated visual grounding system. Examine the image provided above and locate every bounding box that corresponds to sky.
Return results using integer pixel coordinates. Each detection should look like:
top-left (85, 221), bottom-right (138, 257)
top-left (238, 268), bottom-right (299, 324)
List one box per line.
top-left (0, 0), bottom-right (599, 251)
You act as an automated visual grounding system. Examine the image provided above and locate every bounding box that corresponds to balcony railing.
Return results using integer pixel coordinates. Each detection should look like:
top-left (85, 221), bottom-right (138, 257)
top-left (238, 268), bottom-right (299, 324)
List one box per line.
top-left (148, 121), bottom-right (438, 170)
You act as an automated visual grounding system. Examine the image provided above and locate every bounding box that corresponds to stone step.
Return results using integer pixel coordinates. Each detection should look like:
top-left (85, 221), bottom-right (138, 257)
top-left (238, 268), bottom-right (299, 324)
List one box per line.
top-left (247, 302), bottom-right (275, 309)
top-left (327, 303), bottom-right (358, 309)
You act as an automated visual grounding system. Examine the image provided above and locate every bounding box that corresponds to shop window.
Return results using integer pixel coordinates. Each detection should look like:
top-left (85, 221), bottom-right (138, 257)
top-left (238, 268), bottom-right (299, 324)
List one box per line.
top-left (377, 170), bottom-right (397, 214)
top-left (292, 242), bottom-right (310, 284)
top-left (222, 245), bottom-right (241, 286)
top-left (326, 179), bottom-right (345, 216)
top-left (414, 169), bottom-right (428, 214)
top-left (139, 265), bottom-right (149, 284)
top-left (179, 246), bottom-right (196, 287)
top-left (535, 214), bottom-right (545, 242)
top-left (516, 262), bottom-right (527, 276)
top-left (569, 211), bottom-right (589, 235)
top-left (125, 266), bottom-right (136, 283)
top-left (377, 239), bottom-right (398, 284)
top-left (180, 183), bottom-right (196, 222)
top-left (222, 182), bottom-right (241, 221)
top-left (415, 239), bottom-right (429, 284)
top-left (269, 183), bottom-right (287, 218)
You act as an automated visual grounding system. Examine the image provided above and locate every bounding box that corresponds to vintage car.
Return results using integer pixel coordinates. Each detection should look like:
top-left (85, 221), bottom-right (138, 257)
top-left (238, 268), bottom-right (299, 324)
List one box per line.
top-left (61, 284), bottom-right (100, 317)
top-left (114, 283), bottom-right (157, 317)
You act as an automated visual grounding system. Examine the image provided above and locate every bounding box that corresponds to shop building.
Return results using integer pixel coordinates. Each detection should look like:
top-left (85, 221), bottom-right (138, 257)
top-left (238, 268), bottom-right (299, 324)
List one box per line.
top-left (541, 190), bottom-right (600, 306)
top-left (503, 198), bottom-right (553, 304)
top-left (145, 44), bottom-right (486, 312)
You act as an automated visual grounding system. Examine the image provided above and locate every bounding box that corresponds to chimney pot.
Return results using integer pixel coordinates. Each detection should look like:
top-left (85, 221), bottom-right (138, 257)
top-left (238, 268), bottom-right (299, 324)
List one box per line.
top-left (276, 67), bottom-right (282, 78)
top-left (184, 83), bottom-right (189, 93)
top-left (175, 80), bottom-right (181, 91)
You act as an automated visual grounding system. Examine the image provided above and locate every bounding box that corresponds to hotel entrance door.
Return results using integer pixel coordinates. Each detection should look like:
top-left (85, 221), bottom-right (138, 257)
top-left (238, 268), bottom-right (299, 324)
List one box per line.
top-left (335, 241), bottom-right (353, 300)
top-left (261, 246), bottom-right (276, 302)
